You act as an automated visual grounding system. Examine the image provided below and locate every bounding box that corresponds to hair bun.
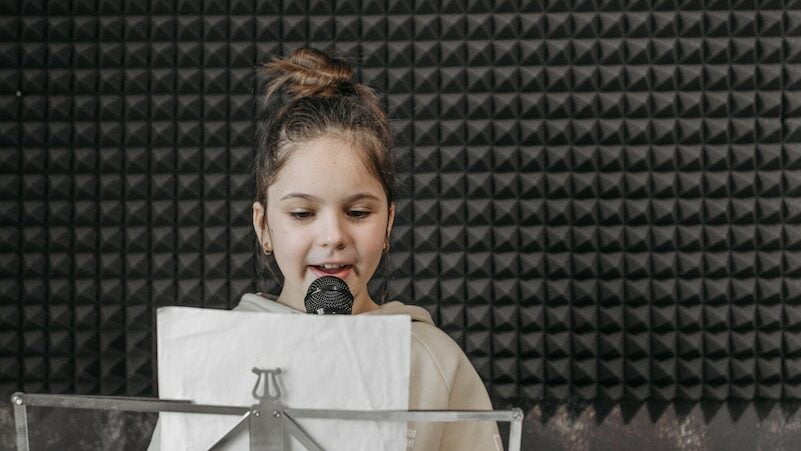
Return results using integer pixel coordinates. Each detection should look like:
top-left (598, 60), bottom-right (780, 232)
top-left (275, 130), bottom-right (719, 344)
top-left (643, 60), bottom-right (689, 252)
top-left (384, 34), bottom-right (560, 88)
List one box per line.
top-left (265, 47), bottom-right (355, 99)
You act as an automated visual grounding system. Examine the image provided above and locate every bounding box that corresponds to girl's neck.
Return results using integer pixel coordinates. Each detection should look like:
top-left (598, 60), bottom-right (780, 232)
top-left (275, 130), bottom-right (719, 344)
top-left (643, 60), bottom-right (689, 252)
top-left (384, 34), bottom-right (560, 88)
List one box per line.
top-left (352, 294), bottom-right (380, 314)
top-left (276, 287), bottom-right (379, 315)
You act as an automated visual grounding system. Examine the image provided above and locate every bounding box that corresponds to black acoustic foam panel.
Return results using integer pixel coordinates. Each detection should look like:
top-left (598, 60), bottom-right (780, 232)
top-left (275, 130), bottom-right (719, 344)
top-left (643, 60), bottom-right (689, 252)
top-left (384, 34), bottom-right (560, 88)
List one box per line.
top-left (3, 0), bottom-right (801, 414)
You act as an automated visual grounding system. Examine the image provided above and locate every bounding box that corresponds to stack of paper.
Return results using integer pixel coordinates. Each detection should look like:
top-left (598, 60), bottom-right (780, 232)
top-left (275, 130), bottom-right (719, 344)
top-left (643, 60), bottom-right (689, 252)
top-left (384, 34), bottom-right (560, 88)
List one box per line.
top-left (157, 307), bottom-right (411, 450)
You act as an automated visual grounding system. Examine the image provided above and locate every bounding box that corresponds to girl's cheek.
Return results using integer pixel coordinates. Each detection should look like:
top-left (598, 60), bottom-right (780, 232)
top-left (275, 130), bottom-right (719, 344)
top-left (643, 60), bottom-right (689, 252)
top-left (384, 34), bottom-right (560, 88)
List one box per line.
top-left (365, 233), bottom-right (386, 259)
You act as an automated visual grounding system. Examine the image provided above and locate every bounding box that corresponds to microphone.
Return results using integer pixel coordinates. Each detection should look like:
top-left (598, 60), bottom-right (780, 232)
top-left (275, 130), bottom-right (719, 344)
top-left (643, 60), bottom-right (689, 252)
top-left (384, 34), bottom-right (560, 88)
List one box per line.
top-left (304, 276), bottom-right (353, 315)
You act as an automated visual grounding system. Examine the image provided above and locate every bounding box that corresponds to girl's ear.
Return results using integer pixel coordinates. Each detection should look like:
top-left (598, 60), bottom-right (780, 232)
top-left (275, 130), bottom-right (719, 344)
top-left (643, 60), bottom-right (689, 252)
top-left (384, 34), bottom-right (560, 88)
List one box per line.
top-left (252, 201), bottom-right (272, 250)
top-left (386, 202), bottom-right (396, 240)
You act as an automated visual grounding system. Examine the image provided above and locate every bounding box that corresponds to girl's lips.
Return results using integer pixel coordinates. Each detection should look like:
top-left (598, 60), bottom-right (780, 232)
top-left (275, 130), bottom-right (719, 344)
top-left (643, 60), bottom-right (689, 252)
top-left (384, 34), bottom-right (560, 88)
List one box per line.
top-left (309, 265), bottom-right (353, 279)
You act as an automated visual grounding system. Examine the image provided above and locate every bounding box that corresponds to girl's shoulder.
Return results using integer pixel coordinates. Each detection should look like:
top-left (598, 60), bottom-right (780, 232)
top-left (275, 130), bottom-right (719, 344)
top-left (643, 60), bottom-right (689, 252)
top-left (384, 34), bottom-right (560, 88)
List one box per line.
top-left (368, 299), bottom-right (467, 368)
top-left (369, 300), bottom-right (435, 325)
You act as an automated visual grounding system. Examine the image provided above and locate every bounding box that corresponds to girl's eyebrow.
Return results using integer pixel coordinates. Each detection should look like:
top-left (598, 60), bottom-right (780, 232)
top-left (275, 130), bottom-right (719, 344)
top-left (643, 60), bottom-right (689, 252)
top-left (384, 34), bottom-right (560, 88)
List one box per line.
top-left (280, 192), bottom-right (381, 202)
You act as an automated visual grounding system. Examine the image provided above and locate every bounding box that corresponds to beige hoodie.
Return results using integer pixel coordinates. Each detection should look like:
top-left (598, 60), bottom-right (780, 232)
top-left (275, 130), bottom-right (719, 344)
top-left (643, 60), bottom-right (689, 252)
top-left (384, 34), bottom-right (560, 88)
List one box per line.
top-left (148, 293), bottom-right (502, 450)
top-left (237, 293), bottom-right (502, 450)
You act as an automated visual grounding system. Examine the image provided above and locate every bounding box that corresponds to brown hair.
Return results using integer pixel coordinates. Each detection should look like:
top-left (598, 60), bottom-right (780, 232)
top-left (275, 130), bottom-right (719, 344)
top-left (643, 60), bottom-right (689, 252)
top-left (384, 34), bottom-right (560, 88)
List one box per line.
top-left (252, 47), bottom-right (398, 299)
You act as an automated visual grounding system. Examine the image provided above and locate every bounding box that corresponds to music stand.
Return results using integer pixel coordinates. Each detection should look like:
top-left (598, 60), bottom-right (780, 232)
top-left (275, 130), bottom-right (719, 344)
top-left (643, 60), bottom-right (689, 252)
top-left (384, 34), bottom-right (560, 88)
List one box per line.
top-left (11, 367), bottom-right (523, 450)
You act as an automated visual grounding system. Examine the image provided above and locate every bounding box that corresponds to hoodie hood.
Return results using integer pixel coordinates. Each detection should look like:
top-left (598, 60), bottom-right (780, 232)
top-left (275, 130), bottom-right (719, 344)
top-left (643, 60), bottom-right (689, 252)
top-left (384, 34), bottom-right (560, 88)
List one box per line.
top-left (236, 292), bottom-right (435, 326)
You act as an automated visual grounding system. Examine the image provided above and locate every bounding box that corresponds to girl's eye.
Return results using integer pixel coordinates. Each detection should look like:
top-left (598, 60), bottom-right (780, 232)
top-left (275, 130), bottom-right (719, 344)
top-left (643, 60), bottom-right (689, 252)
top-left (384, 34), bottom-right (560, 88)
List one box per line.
top-left (289, 211), bottom-right (312, 220)
top-left (349, 210), bottom-right (370, 219)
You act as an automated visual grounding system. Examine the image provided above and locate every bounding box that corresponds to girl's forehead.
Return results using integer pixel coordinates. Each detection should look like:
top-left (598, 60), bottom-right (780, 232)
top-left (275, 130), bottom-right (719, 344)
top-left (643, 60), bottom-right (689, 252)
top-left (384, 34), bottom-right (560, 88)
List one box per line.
top-left (269, 136), bottom-right (384, 200)
top-left (286, 136), bottom-right (361, 168)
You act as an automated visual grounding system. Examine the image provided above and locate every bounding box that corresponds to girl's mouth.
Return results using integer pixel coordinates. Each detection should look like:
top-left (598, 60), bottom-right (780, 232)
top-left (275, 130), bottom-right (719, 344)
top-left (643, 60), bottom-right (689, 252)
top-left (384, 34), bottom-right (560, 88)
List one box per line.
top-left (309, 265), bottom-right (353, 278)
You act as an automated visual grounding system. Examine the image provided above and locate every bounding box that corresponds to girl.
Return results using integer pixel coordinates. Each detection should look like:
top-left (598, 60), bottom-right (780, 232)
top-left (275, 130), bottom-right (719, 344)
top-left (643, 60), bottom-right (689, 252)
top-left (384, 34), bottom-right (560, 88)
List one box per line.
top-left (246, 47), bottom-right (501, 450)
top-left (150, 47), bottom-right (501, 450)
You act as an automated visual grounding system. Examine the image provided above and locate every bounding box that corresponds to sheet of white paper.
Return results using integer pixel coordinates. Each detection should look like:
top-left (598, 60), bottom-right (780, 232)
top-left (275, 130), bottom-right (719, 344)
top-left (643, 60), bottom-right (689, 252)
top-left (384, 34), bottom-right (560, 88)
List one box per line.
top-left (157, 307), bottom-right (410, 451)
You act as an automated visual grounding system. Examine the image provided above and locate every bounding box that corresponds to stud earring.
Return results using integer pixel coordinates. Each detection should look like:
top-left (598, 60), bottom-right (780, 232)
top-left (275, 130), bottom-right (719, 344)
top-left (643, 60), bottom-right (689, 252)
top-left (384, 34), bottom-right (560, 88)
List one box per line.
top-left (263, 246), bottom-right (272, 256)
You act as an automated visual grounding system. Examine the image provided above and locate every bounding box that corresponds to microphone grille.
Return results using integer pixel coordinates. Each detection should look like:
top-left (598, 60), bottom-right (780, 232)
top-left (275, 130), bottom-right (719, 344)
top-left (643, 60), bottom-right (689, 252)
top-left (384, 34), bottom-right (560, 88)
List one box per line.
top-left (304, 276), bottom-right (353, 314)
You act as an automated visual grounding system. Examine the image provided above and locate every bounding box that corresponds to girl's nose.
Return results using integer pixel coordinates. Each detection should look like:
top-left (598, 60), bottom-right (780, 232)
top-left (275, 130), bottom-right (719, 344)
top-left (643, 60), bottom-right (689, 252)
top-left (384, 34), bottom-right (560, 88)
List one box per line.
top-left (318, 212), bottom-right (347, 249)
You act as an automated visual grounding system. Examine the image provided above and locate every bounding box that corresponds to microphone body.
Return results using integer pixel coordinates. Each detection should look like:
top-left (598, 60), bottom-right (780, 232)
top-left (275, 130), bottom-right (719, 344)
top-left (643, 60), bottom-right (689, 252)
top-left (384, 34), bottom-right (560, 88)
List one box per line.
top-left (304, 276), bottom-right (353, 315)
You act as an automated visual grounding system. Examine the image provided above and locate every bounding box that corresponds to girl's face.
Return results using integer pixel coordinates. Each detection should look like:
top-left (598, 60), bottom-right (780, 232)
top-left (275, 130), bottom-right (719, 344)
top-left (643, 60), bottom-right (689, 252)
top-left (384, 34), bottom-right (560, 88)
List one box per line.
top-left (252, 135), bottom-right (395, 313)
